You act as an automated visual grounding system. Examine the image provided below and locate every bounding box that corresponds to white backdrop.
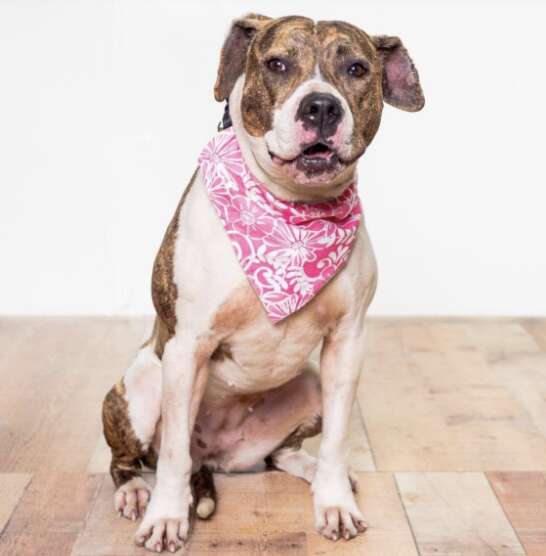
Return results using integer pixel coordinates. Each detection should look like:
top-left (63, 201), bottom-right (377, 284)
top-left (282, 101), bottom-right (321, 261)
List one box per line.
top-left (1, 0), bottom-right (545, 316)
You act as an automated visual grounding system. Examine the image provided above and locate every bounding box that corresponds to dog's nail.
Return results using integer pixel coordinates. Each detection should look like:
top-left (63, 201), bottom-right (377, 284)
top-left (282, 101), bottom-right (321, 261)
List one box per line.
top-left (131, 510), bottom-right (137, 521)
top-left (332, 532), bottom-right (338, 541)
top-left (344, 531), bottom-right (350, 540)
top-left (169, 542), bottom-right (176, 553)
top-left (155, 542), bottom-right (162, 553)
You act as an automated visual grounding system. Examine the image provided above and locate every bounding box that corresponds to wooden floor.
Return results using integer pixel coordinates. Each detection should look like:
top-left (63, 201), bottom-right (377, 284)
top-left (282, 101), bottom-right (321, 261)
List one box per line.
top-left (1, 318), bottom-right (546, 555)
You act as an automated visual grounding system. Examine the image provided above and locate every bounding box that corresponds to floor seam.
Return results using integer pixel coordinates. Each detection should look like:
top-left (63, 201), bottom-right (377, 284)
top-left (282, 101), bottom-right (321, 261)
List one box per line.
top-left (393, 473), bottom-right (422, 556)
top-left (485, 472), bottom-right (528, 556)
top-left (0, 473), bottom-right (34, 538)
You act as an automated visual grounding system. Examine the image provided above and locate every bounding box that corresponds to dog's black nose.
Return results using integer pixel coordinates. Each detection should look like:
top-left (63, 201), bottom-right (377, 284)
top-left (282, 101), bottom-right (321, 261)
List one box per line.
top-left (297, 93), bottom-right (343, 137)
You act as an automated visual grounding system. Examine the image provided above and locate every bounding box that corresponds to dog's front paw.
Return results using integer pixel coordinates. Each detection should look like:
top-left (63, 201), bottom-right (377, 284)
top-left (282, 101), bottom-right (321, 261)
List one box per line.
top-left (114, 476), bottom-right (151, 521)
top-left (135, 516), bottom-right (189, 553)
top-left (314, 504), bottom-right (367, 541)
top-left (135, 489), bottom-right (192, 553)
top-left (312, 469), bottom-right (367, 541)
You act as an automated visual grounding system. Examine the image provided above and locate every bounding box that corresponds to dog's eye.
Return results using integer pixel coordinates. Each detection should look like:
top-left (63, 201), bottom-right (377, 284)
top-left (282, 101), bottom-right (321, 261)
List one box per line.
top-left (266, 58), bottom-right (288, 73)
top-left (347, 62), bottom-right (368, 78)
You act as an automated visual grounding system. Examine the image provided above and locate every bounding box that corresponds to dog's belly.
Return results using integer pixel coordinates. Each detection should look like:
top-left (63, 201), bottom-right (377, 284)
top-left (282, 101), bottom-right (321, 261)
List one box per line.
top-left (191, 367), bottom-right (321, 472)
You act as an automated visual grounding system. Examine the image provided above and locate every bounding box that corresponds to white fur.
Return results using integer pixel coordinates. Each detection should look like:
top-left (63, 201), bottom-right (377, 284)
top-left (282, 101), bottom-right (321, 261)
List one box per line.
top-left (123, 345), bottom-right (162, 450)
top-left (272, 447), bottom-right (317, 483)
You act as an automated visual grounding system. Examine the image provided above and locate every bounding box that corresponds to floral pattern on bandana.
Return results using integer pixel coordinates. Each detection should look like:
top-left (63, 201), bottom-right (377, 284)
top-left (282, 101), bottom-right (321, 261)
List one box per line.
top-left (198, 127), bottom-right (362, 323)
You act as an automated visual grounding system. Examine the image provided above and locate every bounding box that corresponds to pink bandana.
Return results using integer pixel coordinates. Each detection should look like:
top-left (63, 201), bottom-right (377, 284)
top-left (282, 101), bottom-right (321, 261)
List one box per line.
top-left (198, 127), bottom-right (362, 323)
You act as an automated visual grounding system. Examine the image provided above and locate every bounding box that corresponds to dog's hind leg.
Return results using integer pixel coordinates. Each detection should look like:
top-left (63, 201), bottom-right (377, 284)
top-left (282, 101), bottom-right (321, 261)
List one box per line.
top-left (266, 397), bottom-right (322, 484)
top-left (265, 367), bottom-right (358, 491)
top-left (102, 344), bottom-right (162, 520)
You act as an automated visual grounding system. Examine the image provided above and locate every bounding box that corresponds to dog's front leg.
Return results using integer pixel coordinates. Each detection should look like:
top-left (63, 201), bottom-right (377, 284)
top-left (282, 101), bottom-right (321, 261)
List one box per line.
top-left (135, 333), bottom-right (209, 553)
top-left (312, 318), bottom-right (368, 542)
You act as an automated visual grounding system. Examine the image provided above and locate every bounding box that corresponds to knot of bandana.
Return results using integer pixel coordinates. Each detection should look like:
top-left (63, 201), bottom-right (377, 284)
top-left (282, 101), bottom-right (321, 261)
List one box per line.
top-left (198, 127), bottom-right (362, 323)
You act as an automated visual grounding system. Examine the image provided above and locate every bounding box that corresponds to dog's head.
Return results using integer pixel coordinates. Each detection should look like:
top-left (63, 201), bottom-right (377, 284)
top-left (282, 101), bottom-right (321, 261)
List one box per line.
top-left (215, 14), bottom-right (424, 200)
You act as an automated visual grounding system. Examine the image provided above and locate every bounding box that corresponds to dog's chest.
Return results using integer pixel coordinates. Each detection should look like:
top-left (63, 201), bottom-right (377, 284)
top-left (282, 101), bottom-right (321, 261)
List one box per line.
top-left (172, 171), bottom-right (359, 396)
top-left (207, 303), bottom-right (326, 397)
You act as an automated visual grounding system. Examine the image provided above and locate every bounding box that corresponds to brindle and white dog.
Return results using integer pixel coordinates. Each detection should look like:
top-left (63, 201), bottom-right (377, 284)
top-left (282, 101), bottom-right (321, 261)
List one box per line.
top-left (102, 13), bottom-right (424, 553)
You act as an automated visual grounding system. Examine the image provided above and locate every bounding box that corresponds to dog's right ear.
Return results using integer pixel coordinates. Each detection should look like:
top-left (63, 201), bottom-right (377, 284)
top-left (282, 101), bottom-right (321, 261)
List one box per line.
top-left (214, 13), bottom-right (272, 102)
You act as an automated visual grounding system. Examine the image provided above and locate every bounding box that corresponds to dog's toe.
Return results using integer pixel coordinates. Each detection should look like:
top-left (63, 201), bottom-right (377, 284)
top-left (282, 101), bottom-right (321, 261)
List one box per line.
top-left (135, 516), bottom-right (189, 553)
top-left (316, 506), bottom-right (367, 541)
top-left (114, 477), bottom-right (151, 520)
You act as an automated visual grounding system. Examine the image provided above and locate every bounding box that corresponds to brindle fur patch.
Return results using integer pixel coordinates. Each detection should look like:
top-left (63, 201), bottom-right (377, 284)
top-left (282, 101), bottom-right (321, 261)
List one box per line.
top-left (317, 21), bottom-right (383, 160)
top-left (151, 168), bottom-right (198, 341)
top-left (141, 316), bottom-right (172, 360)
top-left (102, 379), bottom-right (150, 488)
top-left (214, 14), bottom-right (272, 102)
top-left (281, 413), bottom-right (323, 451)
top-left (242, 16), bottom-right (316, 136)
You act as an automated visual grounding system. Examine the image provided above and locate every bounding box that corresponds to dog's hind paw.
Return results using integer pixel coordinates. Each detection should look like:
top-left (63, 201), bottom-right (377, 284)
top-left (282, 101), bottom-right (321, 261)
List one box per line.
top-left (114, 476), bottom-right (151, 521)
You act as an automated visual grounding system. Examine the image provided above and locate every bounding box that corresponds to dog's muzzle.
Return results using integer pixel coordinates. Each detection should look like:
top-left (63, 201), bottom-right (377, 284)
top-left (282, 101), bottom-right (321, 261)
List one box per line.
top-left (296, 93), bottom-right (343, 138)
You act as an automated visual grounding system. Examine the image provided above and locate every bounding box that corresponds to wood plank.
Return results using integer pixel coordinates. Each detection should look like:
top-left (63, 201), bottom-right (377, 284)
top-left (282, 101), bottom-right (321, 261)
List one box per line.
top-left (0, 471), bottom-right (101, 556)
top-left (462, 321), bottom-right (542, 360)
top-left (488, 350), bottom-right (546, 440)
top-left (0, 473), bottom-right (32, 534)
top-left (358, 324), bottom-right (546, 471)
top-left (522, 320), bottom-right (546, 352)
top-left (397, 472), bottom-right (525, 555)
top-left (454, 322), bottom-right (546, 449)
top-left (0, 317), bottom-right (149, 474)
top-left (72, 471), bottom-right (417, 556)
top-left (488, 472), bottom-right (546, 556)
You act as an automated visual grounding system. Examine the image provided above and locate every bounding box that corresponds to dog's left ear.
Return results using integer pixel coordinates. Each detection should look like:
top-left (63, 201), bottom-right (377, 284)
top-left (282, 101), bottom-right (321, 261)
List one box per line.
top-left (214, 13), bottom-right (272, 102)
top-left (373, 36), bottom-right (425, 112)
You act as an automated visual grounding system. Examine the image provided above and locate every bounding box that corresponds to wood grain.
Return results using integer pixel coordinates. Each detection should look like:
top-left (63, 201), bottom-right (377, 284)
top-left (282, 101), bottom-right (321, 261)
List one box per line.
top-left (71, 471), bottom-right (417, 556)
top-left (358, 321), bottom-right (546, 471)
top-left (488, 472), bottom-right (546, 556)
top-left (522, 320), bottom-right (546, 352)
top-left (0, 474), bottom-right (32, 535)
top-left (0, 471), bottom-right (102, 556)
top-left (396, 472), bottom-right (525, 555)
top-left (2, 317), bottom-right (546, 555)
top-left (0, 317), bottom-right (149, 474)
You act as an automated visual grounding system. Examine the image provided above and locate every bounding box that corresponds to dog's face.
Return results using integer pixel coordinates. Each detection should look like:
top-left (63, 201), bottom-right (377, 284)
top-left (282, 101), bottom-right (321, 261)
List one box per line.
top-left (215, 14), bottom-right (424, 198)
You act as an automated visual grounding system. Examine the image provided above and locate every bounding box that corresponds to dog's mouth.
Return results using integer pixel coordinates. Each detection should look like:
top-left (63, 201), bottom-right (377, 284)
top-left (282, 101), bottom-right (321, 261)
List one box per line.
top-left (269, 140), bottom-right (343, 177)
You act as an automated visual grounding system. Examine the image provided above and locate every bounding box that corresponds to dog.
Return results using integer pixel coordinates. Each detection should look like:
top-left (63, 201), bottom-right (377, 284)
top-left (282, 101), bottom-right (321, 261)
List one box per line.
top-left (102, 13), bottom-right (424, 553)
